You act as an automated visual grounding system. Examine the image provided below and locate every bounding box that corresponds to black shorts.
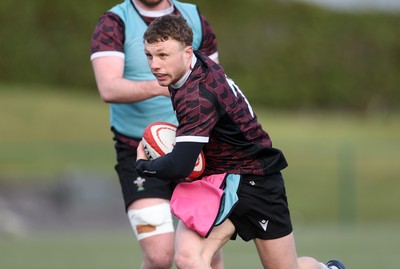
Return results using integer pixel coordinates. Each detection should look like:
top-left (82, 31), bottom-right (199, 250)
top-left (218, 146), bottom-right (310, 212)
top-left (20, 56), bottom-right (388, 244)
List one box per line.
top-left (229, 173), bottom-right (293, 241)
top-left (113, 130), bottom-right (176, 211)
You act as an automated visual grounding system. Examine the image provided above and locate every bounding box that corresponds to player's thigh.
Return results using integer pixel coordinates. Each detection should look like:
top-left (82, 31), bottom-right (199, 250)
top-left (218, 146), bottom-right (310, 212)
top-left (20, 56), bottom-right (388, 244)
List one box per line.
top-left (203, 219), bottom-right (235, 260)
top-left (128, 197), bottom-right (170, 210)
top-left (175, 220), bottom-right (204, 258)
top-left (254, 232), bottom-right (299, 269)
top-left (175, 219), bottom-right (234, 261)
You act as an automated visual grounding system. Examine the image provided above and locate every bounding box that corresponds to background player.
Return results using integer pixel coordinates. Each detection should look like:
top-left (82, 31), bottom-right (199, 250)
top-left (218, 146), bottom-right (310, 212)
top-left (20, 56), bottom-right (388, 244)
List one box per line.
top-left (90, 1), bottom-right (223, 268)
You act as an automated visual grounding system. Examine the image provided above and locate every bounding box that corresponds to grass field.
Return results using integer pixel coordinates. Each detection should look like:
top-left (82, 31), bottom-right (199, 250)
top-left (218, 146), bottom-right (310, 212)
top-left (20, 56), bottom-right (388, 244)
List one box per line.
top-left (1, 84), bottom-right (400, 268)
top-left (1, 223), bottom-right (399, 269)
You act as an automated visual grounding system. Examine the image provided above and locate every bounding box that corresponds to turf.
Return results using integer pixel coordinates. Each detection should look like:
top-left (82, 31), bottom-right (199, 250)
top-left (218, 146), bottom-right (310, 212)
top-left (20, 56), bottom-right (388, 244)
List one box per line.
top-left (1, 85), bottom-right (399, 221)
top-left (0, 223), bottom-right (399, 269)
top-left (0, 85), bottom-right (399, 268)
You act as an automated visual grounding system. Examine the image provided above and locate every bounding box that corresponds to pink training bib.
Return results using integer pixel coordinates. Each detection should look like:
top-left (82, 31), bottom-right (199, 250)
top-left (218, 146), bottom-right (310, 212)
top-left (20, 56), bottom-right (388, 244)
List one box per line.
top-left (171, 173), bottom-right (240, 237)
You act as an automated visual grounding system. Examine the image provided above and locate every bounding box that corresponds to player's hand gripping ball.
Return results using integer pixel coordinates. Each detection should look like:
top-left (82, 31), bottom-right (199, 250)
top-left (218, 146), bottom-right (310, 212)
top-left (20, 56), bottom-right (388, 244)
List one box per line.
top-left (141, 122), bottom-right (205, 180)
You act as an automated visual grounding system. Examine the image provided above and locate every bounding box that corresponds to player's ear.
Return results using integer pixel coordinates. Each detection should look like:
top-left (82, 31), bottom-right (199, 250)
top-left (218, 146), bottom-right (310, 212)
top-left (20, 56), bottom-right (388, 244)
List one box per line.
top-left (184, 45), bottom-right (193, 59)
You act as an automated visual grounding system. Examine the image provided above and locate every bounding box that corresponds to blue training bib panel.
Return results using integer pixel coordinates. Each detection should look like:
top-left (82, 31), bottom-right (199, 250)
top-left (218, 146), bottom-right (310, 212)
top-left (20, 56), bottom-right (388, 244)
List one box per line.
top-left (108, 0), bottom-right (202, 138)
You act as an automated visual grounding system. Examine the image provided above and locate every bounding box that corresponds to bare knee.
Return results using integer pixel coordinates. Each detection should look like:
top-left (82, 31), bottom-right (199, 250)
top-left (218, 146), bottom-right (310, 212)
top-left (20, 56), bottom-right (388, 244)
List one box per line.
top-left (175, 249), bottom-right (204, 269)
top-left (144, 250), bottom-right (174, 269)
top-left (174, 255), bottom-right (190, 269)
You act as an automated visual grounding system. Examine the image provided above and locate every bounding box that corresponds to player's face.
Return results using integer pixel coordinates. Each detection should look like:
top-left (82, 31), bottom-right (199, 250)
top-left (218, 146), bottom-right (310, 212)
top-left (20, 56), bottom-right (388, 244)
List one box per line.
top-left (145, 39), bottom-right (192, 86)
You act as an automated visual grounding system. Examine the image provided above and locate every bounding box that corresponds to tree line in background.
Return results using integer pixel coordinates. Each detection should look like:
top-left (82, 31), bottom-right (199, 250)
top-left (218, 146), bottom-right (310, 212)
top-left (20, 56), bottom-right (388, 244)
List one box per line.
top-left (0, 0), bottom-right (399, 112)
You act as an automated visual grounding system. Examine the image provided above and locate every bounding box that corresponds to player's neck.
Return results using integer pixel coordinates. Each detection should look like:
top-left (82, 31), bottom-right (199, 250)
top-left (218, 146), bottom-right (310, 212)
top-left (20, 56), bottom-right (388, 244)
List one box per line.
top-left (171, 54), bottom-right (196, 89)
top-left (132, 0), bottom-right (172, 13)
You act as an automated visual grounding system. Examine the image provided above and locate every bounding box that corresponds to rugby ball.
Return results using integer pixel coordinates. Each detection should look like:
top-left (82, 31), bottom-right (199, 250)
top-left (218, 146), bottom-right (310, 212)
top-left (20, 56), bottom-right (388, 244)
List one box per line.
top-left (142, 122), bottom-right (205, 180)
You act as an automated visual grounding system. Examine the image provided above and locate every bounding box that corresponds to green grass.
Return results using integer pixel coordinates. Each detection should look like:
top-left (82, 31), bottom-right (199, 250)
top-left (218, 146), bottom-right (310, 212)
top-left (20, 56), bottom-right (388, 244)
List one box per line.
top-left (0, 223), bottom-right (399, 269)
top-left (261, 110), bottom-right (400, 223)
top-left (0, 85), bottom-right (114, 177)
top-left (1, 85), bottom-right (400, 222)
top-left (1, 85), bottom-right (399, 268)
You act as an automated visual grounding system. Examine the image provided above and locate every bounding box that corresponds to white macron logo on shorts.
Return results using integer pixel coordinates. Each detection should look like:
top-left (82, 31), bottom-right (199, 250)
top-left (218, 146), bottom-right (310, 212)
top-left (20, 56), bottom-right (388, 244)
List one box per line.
top-left (259, 220), bottom-right (269, 231)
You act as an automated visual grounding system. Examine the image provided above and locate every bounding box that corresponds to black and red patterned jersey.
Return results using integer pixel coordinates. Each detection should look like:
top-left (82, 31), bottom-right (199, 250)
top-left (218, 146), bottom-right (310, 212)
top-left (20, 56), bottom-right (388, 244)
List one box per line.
top-left (90, 8), bottom-right (218, 59)
top-left (170, 52), bottom-right (288, 176)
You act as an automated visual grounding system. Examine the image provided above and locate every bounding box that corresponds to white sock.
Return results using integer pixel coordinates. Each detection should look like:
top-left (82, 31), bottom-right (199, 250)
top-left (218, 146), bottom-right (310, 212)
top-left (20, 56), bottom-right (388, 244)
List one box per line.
top-left (321, 262), bottom-right (339, 269)
top-left (320, 262), bottom-right (331, 269)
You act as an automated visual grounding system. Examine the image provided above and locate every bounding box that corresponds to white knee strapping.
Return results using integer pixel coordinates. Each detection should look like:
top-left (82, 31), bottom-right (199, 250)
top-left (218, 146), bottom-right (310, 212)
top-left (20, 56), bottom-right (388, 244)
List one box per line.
top-left (128, 203), bottom-right (174, 241)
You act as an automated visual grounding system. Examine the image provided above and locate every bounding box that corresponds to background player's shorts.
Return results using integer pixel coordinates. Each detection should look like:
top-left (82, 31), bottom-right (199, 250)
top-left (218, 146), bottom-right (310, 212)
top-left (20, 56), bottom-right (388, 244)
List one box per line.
top-left (229, 172), bottom-right (293, 241)
top-left (113, 131), bottom-right (176, 211)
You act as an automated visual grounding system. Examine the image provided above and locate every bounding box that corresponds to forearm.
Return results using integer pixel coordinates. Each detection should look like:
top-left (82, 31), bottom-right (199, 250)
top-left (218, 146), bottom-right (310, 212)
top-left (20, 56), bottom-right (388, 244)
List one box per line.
top-left (136, 142), bottom-right (204, 180)
top-left (91, 57), bottom-right (169, 103)
top-left (97, 77), bottom-right (168, 103)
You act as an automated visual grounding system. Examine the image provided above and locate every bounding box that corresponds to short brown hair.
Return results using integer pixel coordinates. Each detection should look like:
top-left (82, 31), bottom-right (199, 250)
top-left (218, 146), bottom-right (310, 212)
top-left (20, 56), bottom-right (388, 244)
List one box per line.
top-left (143, 14), bottom-right (193, 46)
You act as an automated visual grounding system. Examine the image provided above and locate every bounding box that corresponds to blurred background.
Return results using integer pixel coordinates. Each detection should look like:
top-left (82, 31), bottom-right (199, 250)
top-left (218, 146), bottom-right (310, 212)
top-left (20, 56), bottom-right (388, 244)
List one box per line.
top-left (0, 0), bottom-right (399, 268)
